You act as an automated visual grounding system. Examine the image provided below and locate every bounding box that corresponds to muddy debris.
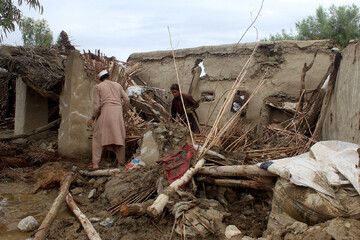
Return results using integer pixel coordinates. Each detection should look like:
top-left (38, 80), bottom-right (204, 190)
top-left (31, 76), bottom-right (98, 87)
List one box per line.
top-left (1, 43), bottom-right (359, 240)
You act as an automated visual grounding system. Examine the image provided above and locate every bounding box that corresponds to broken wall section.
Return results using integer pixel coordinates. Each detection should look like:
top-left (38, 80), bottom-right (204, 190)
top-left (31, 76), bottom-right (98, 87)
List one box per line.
top-left (322, 40), bottom-right (360, 144)
top-left (15, 77), bottom-right (48, 136)
top-left (58, 51), bottom-right (96, 158)
top-left (128, 40), bottom-right (336, 126)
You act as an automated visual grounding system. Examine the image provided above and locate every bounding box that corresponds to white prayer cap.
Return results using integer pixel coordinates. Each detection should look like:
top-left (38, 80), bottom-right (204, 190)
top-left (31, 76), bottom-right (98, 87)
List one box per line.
top-left (98, 70), bottom-right (109, 79)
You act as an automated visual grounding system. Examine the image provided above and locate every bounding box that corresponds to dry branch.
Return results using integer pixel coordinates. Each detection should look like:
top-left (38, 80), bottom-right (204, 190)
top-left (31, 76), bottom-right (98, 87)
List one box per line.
top-left (33, 172), bottom-right (75, 240)
top-left (299, 50), bottom-right (318, 111)
top-left (66, 193), bottom-right (101, 240)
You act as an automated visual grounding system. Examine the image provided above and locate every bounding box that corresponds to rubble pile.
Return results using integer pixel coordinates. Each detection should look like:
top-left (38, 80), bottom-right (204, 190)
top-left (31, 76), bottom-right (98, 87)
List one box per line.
top-left (0, 40), bottom-right (359, 240)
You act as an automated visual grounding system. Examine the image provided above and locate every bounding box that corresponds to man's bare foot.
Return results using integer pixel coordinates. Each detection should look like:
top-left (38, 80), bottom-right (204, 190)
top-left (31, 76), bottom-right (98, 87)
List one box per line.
top-left (88, 164), bottom-right (99, 169)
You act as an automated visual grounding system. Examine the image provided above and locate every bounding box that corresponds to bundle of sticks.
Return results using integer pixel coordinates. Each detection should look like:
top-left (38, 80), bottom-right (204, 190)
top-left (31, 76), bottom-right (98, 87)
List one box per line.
top-left (107, 186), bottom-right (156, 215)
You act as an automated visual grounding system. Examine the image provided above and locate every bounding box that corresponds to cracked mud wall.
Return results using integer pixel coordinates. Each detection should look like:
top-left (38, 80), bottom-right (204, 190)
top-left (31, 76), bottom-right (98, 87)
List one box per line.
top-left (128, 40), bottom-right (336, 125)
top-left (58, 50), bottom-right (96, 157)
top-left (322, 40), bottom-right (360, 144)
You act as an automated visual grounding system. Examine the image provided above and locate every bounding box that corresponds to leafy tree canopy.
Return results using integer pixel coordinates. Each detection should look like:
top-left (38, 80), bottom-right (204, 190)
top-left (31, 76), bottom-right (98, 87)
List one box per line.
top-left (20, 17), bottom-right (53, 46)
top-left (0, 0), bottom-right (43, 42)
top-left (262, 4), bottom-right (360, 48)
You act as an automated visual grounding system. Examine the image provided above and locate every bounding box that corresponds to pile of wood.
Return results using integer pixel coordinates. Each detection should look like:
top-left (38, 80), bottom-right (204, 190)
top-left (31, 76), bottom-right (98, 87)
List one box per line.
top-left (82, 50), bottom-right (169, 144)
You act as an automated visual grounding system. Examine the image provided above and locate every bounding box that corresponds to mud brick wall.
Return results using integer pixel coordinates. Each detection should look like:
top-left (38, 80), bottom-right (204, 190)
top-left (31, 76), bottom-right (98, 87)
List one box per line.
top-left (128, 40), bottom-right (336, 126)
top-left (322, 40), bottom-right (360, 144)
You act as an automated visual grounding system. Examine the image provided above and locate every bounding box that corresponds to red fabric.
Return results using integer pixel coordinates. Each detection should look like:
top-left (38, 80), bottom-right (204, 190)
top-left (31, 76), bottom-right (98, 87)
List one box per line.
top-left (156, 143), bottom-right (196, 184)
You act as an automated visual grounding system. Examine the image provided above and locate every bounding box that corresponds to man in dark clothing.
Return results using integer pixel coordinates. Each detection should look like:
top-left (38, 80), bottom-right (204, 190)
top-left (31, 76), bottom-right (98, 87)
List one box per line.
top-left (170, 83), bottom-right (201, 134)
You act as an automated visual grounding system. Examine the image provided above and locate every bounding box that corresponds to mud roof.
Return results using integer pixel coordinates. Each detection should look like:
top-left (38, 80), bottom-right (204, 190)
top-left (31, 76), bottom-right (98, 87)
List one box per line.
top-left (128, 39), bottom-right (336, 61)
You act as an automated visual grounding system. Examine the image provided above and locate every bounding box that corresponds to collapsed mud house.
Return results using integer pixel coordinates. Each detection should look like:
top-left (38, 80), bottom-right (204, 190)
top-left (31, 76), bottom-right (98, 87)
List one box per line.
top-left (128, 40), bottom-right (335, 126)
top-left (0, 37), bottom-right (359, 240)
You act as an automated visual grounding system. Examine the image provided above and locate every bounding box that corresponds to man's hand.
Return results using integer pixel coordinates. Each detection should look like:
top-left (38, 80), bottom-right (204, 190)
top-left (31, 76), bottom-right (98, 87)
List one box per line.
top-left (87, 119), bottom-right (94, 127)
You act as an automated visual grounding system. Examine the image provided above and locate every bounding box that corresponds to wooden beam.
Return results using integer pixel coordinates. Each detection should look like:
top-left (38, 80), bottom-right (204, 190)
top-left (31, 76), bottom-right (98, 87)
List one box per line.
top-left (195, 176), bottom-right (273, 190)
top-left (197, 165), bottom-right (276, 178)
top-left (66, 193), bottom-right (101, 240)
top-left (0, 118), bottom-right (61, 141)
top-left (147, 158), bottom-right (205, 218)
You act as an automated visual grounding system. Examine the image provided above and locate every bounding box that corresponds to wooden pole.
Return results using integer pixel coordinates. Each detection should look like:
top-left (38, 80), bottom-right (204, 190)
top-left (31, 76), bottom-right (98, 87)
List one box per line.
top-left (78, 168), bottom-right (121, 177)
top-left (147, 158), bottom-right (205, 218)
top-left (195, 176), bottom-right (272, 190)
top-left (168, 26), bottom-right (195, 147)
top-left (120, 200), bottom-right (154, 217)
top-left (0, 118), bottom-right (61, 141)
top-left (197, 165), bottom-right (276, 178)
top-left (299, 50), bottom-right (317, 112)
top-left (188, 66), bottom-right (202, 95)
top-left (312, 52), bottom-right (342, 140)
top-left (33, 172), bottom-right (75, 240)
top-left (66, 193), bottom-right (101, 240)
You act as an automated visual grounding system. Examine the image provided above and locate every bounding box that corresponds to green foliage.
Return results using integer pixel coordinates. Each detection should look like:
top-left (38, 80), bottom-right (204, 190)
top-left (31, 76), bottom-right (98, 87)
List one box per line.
top-left (263, 4), bottom-right (360, 48)
top-left (20, 17), bottom-right (53, 46)
top-left (0, 0), bottom-right (43, 42)
top-left (263, 29), bottom-right (298, 41)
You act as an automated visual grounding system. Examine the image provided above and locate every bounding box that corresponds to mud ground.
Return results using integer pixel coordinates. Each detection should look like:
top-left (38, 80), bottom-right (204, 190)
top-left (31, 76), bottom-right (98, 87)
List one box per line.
top-left (0, 141), bottom-right (272, 240)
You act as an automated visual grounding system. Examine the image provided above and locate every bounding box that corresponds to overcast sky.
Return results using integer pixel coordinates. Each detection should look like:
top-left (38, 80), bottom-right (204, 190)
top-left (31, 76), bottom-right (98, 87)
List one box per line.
top-left (2, 0), bottom-right (358, 61)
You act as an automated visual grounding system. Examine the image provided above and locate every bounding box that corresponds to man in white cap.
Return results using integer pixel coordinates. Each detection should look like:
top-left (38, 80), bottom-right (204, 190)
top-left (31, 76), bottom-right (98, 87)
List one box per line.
top-left (87, 70), bottom-right (130, 169)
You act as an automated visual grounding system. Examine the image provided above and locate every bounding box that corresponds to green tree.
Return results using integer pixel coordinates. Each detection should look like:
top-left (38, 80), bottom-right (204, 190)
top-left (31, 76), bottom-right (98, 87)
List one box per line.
top-left (0, 0), bottom-right (43, 42)
top-left (265, 29), bottom-right (298, 41)
top-left (263, 4), bottom-right (360, 48)
top-left (21, 17), bottom-right (53, 46)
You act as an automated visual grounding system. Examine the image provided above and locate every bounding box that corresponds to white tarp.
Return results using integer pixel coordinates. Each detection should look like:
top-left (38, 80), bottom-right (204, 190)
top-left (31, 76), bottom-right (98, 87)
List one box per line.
top-left (126, 86), bottom-right (144, 97)
top-left (258, 141), bottom-right (360, 197)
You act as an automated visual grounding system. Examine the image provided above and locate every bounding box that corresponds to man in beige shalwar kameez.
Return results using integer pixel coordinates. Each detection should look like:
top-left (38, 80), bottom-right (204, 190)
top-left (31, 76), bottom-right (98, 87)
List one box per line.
top-left (87, 70), bottom-right (129, 169)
